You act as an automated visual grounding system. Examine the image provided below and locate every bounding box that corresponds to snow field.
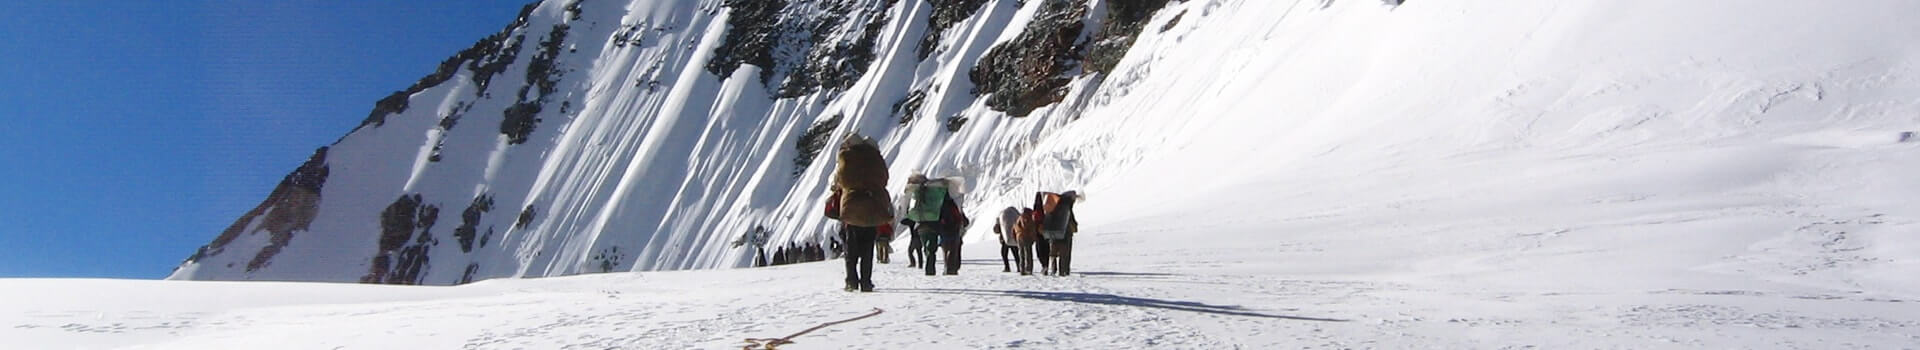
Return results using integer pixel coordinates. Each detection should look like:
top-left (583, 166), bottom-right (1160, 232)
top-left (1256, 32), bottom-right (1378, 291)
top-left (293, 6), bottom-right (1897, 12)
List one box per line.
top-left (52, 0), bottom-right (1920, 347)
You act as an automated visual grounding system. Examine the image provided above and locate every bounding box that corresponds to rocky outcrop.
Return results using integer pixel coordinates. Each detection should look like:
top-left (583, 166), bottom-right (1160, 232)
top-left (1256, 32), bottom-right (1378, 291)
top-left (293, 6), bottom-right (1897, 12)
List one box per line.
top-left (969, 0), bottom-right (1089, 117)
top-left (361, 3), bottom-right (538, 129)
top-left (183, 147), bottom-right (329, 272)
top-left (1085, 0), bottom-right (1177, 75)
top-left (707, 0), bottom-right (896, 97)
top-left (363, 194), bottom-right (441, 285)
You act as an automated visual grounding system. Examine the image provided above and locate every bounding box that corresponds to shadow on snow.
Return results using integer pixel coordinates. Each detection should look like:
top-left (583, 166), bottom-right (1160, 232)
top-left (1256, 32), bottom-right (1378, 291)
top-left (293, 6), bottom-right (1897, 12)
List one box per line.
top-left (878, 288), bottom-right (1348, 322)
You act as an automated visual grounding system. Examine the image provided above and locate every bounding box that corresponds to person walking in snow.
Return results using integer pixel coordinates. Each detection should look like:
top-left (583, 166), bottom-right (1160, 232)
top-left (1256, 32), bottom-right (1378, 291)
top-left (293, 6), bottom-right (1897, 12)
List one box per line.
top-left (874, 221), bottom-right (895, 264)
top-left (903, 217), bottom-right (923, 268)
top-left (823, 134), bottom-right (891, 292)
top-left (904, 174), bottom-right (970, 275)
top-left (994, 206), bottom-right (1023, 273)
top-left (1035, 191), bottom-right (1081, 276)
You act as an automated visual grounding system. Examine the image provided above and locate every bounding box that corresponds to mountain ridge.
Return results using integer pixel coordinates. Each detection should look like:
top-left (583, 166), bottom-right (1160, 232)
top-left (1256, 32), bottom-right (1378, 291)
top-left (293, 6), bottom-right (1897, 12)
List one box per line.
top-left (171, 0), bottom-right (1175, 284)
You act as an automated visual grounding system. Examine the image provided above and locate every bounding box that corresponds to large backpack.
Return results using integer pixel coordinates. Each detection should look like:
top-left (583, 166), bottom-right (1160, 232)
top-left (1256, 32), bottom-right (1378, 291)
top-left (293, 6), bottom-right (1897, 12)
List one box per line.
top-left (833, 135), bottom-right (891, 227)
top-left (1038, 191), bottom-right (1077, 239)
top-left (996, 207), bottom-right (1021, 245)
top-left (906, 179), bottom-right (949, 222)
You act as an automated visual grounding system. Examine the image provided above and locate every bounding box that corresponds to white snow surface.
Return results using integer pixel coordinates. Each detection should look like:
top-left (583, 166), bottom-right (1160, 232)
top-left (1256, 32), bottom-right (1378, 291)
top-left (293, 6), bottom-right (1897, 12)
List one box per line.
top-left (27, 0), bottom-right (1920, 347)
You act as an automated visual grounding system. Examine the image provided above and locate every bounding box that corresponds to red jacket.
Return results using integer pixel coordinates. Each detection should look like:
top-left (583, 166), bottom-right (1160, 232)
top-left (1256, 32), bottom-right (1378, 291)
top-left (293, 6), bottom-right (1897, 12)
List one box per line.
top-left (823, 190), bottom-right (842, 220)
top-left (941, 195), bottom-right (970, 230)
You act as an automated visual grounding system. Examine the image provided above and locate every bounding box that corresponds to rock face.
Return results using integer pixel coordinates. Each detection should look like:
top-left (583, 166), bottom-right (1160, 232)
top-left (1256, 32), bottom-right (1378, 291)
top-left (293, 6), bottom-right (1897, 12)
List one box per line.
top-left (171, 0), bottom-right (1179, 284)
top-left (184, 147), bottom-right (329, 274)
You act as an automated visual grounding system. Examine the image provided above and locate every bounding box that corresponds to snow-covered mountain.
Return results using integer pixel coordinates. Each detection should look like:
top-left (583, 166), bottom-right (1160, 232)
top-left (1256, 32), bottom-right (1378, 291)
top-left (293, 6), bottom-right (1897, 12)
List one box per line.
top-left (167, 0), bottom-right (1920, 291)
top-left (17, 0), bottom-right (1920, 347)
top-left (170, 0), bottom-right (1178, 284)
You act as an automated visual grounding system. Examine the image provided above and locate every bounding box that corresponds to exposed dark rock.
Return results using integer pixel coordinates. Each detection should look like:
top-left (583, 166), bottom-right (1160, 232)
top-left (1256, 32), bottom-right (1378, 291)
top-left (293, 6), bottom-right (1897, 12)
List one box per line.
top-left (709, 0), bottom-right (896, 98)
top-left (793, 114), bottom-right (844, 178)
top-left (469, 33), bottom-right (527, 96)
top-left (358, 3), bottom-right (537, 129)
top-left (431, 102), bottom-right (471, 162)
top-left (453, 194), bottom-right (495, 253)
top-left (480, 227), bottom-right (497, 248)
top-left (184, 147), bottom-right (330, 272)
top-left (501, 102), bottom-right (543, 145)
top-left (363, 92), bottom-right (412, 129)
top-left (706, 0), bottom-right (786, 81)
top-left (918, 0), bottom-right (991, 60)
top-left (892, 89), bottom-right (927, 125)
top-left (945, 114), bottom-right (969, 132)
top-left (459, 263), bottom-right (482, 284)
top-left (468, 3), bottom-right (540, 95)
top-left (363, 194), bottom-right (440, 284)
top-left (438, 101), bottom-right (469, 131)
top-left (969, 0), bottom-right (1089, 117)
top-left (516, 204), bottom-right (538, 229)
top-left (776, 1), bottom-right (893, 97)
top-left (1159, 9), bottom-right (1186, 33)
top-left (1085, 0), bottom-right (1176, 75)
top-left (521, 24), bottom-right (571, 101)
top-left (499, 23), bottom-right (572, 145)
top-left (565, 0), bottom-right (586, 21)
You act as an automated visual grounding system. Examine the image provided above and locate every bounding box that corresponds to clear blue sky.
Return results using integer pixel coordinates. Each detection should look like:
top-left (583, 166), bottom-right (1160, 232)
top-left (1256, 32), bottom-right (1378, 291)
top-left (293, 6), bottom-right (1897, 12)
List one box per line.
top-left (0, 1), bottom-right (535, 279)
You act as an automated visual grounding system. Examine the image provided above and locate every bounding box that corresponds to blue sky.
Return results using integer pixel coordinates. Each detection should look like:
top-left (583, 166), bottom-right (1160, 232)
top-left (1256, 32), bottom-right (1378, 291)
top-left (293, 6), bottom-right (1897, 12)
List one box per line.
top-left (0, 1), bottom-right (535, 279)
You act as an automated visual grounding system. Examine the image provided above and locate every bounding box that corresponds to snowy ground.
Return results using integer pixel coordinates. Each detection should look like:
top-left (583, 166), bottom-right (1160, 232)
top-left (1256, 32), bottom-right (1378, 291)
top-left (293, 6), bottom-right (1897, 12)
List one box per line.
top-left (13, 0), bottom-right (1920, 348)
top-left (6, 205), bottom-right (1918, 349)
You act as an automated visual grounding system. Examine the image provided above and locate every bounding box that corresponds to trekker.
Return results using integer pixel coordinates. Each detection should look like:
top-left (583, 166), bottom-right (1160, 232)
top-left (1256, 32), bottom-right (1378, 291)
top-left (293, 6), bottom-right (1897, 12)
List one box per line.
top-left (903, 217), bottom-right (923, 268)
top-left (994, 206), bottom-right (1022, 273)
top-left (1033, 228), bottom-right (1051, 273)
top-left (1035, 191), bottom-right (1081, 276)
top-left (903, 174), bottom-right (970, 275)
top-left (874, 221), bottom-right (895, 264)
top-left (823, 134), bottom-right (891, 292)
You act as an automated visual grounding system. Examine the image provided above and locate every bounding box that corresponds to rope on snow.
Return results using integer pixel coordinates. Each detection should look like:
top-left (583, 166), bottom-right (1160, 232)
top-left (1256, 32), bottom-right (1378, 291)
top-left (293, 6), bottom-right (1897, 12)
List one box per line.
top-left (741, 308), bottom-right (885, 349)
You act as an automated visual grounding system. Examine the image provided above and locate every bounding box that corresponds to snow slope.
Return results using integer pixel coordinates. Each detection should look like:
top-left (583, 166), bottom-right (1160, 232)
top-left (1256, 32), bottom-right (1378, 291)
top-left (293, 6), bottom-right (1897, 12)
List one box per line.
top-left (29, 0), bottom-right (1920, 347)
top-left (173, 0), bottom-right (1154, 285)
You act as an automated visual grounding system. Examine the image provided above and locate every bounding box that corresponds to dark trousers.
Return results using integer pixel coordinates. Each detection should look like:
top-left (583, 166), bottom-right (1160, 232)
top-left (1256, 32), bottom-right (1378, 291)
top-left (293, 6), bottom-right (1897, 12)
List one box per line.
top-left (1035, 239), bottom-right (1052, 270)
top-left (942, 233), bottom-right (963, 275)
top-left (907, 229), bottom-right (923, 267)
top-left (1000, 243), bottom-right (1018, 272)
top-left (842, 225), bottom-right (876, 288)
top-left (1049, 238), bottom-right (1071, 276)
top-left (920, 230), bottom-right (940, 276)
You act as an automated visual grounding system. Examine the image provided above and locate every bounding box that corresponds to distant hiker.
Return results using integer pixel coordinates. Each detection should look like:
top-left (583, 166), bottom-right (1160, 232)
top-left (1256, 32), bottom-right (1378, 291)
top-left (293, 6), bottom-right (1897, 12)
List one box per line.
top-left (1034, 191), bottom-right (1081, 276)
top-left (823, 134), bottom-right (892, 292)
top-left (875, 221), bottom-right (896, 264)
top-left (996, 206), bottom-right (1040, 275)
top-left (902, 217), bottom-right (923, 268)
top-left (1017, 208), bottom-right (1044, 275)
top-left (900, 177), bottom-right (932, 274)
top-left (905, 174), bottom-right (970, 275)
top-left (1033, 227), bottom-right (1051, 272)
top-left (995, 206), bottom-right (1020, 272)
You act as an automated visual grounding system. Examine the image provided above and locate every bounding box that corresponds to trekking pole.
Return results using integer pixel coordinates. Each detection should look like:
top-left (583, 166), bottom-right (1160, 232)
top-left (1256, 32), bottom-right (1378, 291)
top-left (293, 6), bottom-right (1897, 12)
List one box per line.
top-left (741, 308), bottom-right (885, 349)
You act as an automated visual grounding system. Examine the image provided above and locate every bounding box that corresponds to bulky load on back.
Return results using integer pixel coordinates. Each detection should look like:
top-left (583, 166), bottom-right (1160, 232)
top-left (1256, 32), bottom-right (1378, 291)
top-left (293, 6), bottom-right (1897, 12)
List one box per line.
top-left (833, 135), bottom-right (892, 227)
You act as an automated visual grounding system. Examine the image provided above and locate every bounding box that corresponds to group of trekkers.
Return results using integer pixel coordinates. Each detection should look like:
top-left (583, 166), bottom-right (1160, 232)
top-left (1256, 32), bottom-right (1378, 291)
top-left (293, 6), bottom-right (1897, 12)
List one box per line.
top-left (822, 134), bottom-right (1081, 292)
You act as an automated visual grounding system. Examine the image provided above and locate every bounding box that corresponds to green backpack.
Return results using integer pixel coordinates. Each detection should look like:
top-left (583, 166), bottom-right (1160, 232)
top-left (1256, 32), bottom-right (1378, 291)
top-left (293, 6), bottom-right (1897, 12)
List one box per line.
top-left (907, 180), bottom-right (948, 222)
